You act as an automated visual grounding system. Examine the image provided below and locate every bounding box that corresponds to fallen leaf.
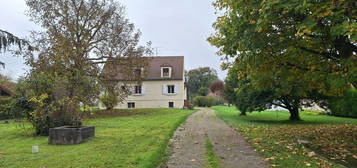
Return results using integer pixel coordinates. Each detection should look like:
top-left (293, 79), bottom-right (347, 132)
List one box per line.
top-left (307, 152), bottom-right (316, 157)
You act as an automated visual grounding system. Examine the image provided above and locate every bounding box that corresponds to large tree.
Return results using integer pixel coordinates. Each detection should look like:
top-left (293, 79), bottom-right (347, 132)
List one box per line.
top-left (225, 62), bottom-right (312, 120)
top-left (19, 0), bottom-right (151, 135)
top-left (209, 0), bottom-right (356, 120)
top-left (186, 67), bottom-right (219, 99)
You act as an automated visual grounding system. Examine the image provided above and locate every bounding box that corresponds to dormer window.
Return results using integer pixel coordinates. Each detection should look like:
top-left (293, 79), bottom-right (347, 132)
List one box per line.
top-left (161, 67), bottom-right (172, 78)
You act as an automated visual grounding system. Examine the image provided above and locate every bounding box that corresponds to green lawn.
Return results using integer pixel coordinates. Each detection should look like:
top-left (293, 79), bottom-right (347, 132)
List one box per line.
top-left (211, 106), bottom-right (357, 168)
top-left (0, 108), bottom-right (194, 168)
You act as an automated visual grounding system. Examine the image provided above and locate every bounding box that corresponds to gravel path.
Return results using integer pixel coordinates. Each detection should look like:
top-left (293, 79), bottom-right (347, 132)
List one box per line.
top-left (166, 108), bottom-right (269, 168)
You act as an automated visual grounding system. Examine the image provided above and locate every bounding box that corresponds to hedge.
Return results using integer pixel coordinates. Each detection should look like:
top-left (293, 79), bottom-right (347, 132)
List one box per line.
top-left (193, 96), bottom-right (223, 107)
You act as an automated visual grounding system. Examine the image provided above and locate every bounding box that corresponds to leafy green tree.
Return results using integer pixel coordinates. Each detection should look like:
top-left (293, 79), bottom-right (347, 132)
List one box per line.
top-left (209, 0), bottom-right (356, 120)
top-left (186, 67), bottom-right (219, 99)
top-left (19, 0), bottom-right (151, 135)
top-left (225, 65), bottom-right (270, 116)
top-left (225, 64), bottom-right (311, 120)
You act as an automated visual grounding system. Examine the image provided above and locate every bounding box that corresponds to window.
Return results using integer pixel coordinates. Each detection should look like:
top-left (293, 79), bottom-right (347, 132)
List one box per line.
top-left (167, 85), bottom-right (175, 94)
top-left (161, 67), bottom-right (171, 78)
top-left (128, 102), bottom-right (135, 108)
top-left (134, 85), bottom-right (142, 94)
top-left (169, 102), bottom-right (174, 108)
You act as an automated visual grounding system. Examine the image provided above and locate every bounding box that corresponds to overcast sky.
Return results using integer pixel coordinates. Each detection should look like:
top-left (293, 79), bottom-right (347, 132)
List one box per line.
top-left (0, 0), bottom-right (227, 80)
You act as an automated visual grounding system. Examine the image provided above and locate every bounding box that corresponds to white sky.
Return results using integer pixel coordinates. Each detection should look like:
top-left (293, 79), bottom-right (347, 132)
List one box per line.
top-left (0, 0), bottom-right (227, 80)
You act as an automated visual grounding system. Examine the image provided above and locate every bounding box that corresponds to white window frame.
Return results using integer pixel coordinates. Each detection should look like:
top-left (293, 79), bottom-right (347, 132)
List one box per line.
top-left (161, 67), bottom-right (172, 78)
top-left (132, 85), bottom-right (144, 96)
top-left (167, 85), bottom-right (175, 94)
top-left (163, 84), bottom-right (179, 95)
top-left (128, 102), bottom-right (135, 108)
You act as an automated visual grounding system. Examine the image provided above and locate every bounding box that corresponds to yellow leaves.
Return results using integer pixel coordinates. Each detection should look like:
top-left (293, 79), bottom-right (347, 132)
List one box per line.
top-left (307, 151), bottom-right (316, 157)
top-left (237, 71), bottom-right (246, 80)
top-left (319, 8), bottom-right (332, 18)
top-left (250, 20), bottom-right (256, 24)
top-left (265, 156), bottom-right (276, 161)
top-left (28, 94), bottom-right (49, 107)
top-left (310, 65), bottom-right (317, 71)
top-left (296, 28), bottom-right (312, 37)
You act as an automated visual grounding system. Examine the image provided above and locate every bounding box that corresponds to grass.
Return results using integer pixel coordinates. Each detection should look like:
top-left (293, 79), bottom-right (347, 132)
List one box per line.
top-left (0, 108), bottom-right (195, 168)
top-left (205, 136), bottom-right (220, 168)
top-left (211, 106), bottom-right (357, 168)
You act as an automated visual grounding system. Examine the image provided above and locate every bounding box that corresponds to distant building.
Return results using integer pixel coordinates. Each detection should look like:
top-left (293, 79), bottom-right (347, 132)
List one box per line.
top-left (103, 56), bottom-right (187, 109)
top-left (0, 85), bottom-right (13, 97)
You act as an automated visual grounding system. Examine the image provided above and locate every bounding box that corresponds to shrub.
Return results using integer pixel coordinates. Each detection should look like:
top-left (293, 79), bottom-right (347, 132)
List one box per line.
top-left (100, 92), bottom-right (119, 110)
top-left (205, 96), bottom-right (215, 107)
top-left (0, 97), bottom-right (12, 120)
top-left (193, 96), bottom-right (205, 107)
top-left (193, 96), bottom-right (218, 107)
top-left (328, 89), bottom-right (357, 118)
top-left (13, 72), bottom-right (98, 135)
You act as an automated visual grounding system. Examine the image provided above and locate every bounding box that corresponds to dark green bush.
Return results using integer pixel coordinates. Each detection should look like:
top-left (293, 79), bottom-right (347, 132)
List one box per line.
top-left (0, 97), bottom-right (12, 120)
top-left (193, 96), bottom-right (205, 107)
top-left (328, 89), bottom-right (357, 118)
top-left (193, 96), bottom-right (218, 107)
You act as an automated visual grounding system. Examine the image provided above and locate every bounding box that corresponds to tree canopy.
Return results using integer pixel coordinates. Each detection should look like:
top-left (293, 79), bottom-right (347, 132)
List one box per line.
top-left (209, 0), bottom-right (356, 120)
top-left (186, 67), bottom-right (219, 99)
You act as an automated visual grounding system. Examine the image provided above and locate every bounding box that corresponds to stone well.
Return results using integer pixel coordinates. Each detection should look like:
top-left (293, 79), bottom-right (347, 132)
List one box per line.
top-left (48, 126), bottom-right (95, 145)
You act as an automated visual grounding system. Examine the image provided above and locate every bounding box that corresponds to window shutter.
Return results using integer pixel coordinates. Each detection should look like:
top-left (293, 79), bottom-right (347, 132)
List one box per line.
top-left (169, 68), bottom-right (172, 78)
top-left (130, 86), bottom-right (134, 95)
top-left (163, 85), bottom-right (168, 95)
top-left (141, 85), bottom-right (145, 95)
top-left (174, 84), bottom-right (179, 94)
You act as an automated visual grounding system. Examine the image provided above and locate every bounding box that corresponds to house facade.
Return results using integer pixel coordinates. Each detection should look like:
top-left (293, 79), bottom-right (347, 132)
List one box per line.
top-left (112, 56), bottom-right (186, 109)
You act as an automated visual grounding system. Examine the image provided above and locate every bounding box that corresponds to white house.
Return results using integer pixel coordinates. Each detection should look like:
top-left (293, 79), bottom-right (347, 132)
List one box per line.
top-left (107, 56), bottom-right (187, 109)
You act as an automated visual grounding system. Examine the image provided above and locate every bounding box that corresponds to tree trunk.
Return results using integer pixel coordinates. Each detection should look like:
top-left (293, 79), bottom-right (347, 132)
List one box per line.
top-left (288, 108), bottom-right (300, 121)
top-left (240, 110), bottom-right (247, 116)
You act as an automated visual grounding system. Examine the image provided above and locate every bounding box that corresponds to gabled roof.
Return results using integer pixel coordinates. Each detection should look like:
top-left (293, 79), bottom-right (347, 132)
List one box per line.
top-left (103, 56), bottom-right (184, 81)
top-left (0, 85), bottom-right (13, 96)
